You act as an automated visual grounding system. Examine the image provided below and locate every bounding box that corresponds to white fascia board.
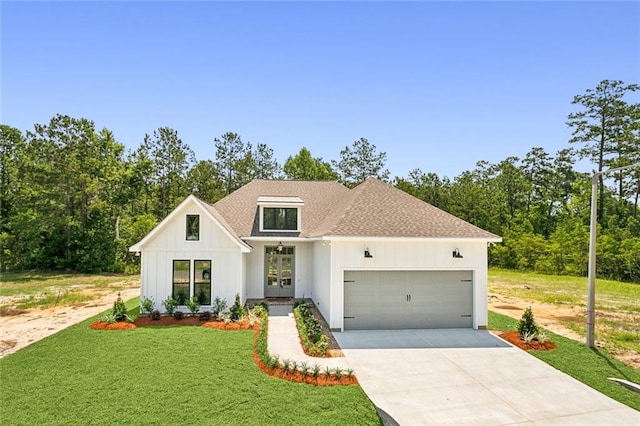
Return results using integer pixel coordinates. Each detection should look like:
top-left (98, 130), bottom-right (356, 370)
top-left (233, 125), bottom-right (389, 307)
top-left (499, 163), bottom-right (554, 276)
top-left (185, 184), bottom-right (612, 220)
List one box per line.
top-left (242, 236), bottom-right (321, 242)
top-left (318, 236), bottom-right (503, 243)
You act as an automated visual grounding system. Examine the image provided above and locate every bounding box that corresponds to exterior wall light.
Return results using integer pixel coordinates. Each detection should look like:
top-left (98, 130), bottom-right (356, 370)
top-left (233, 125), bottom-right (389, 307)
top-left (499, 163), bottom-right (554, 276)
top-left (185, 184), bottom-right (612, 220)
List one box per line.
top-left (364, 248), bottom-right (373, 258)
top-left (452, 248), bottom-right (463, 258)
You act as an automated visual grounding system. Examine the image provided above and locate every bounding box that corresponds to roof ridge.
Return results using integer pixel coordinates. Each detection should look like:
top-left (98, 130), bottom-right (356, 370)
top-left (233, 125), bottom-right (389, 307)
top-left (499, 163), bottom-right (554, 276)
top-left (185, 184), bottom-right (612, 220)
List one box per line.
top-left (329, 180), bottom-right (366, 231)
top-left (315, 178), bottom-right (373, 236)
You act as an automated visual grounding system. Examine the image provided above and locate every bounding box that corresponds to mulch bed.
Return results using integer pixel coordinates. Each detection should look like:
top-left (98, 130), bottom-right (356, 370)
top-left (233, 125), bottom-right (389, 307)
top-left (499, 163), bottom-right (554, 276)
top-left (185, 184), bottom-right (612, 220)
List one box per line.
top-left (91, 316), bottom-right (258, 330)
top-left (252, 351), bottom-right (358, 386)
top-left (498, 331), bottom-right (557, 351)
top-left (90, 321), bottom-right (136, 330)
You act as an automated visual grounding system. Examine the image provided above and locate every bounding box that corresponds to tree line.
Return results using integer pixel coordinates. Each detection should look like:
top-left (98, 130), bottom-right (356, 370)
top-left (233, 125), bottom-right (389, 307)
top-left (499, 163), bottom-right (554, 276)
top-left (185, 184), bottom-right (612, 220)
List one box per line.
top-left (1, 80), bottom-right (638, 282)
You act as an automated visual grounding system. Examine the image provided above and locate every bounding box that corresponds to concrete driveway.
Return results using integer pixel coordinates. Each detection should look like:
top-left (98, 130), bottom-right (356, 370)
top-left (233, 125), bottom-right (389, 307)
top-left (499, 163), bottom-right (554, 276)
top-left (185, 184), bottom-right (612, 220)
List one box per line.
top-left (335, 330), bottom-right (640, 425)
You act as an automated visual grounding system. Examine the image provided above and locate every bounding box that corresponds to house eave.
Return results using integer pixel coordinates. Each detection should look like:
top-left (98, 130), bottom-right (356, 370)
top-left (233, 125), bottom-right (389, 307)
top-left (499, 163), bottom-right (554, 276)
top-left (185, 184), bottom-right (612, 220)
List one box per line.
top-left (317, 236), bottom-right (503, 243)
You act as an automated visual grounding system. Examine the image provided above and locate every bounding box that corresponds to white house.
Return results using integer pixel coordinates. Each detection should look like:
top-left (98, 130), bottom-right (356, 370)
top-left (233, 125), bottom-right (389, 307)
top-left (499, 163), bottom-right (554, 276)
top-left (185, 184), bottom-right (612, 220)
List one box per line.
top-left (130, 178), bottom-right (501, 331)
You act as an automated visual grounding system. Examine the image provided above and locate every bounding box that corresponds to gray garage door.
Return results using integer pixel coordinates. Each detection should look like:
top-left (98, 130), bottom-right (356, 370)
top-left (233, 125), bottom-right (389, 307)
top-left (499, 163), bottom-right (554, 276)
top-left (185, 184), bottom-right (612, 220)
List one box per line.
top-left (344, 270), bottom-right (473, 330)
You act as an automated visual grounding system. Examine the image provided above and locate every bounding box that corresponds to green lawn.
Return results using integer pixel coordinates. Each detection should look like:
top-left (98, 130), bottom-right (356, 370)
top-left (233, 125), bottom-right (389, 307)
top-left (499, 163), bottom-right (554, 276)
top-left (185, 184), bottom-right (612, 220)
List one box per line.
top-left (0, 300), bottom-right (380, 425)
top-left (489, 311), bottom-right (640, 411)
top-left (489, 268), bottom-right (640, 355)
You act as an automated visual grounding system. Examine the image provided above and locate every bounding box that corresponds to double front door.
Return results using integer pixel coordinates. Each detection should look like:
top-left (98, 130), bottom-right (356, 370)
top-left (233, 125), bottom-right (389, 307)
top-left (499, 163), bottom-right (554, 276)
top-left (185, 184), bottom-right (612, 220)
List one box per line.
top-left (265, 246), bottom-right (294, 298)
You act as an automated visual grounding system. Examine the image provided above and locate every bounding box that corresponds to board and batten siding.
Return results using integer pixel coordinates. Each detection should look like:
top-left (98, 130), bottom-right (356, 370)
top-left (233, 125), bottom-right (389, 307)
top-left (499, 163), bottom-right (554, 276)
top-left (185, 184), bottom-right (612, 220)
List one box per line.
top-left (139, 202), bottom-right (244, 311)
top-left (327, 239), bottom-right (489, 331)
top-left (311, 241), bottom-right (332, 323)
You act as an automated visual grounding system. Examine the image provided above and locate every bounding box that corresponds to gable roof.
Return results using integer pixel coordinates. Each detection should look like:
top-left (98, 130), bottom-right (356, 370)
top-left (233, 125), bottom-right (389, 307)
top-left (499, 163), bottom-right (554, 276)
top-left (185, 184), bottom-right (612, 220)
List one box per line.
top-left (129, 195), bottom-right (252, 252)
top-left (212, 178), bottom-right (500, 240)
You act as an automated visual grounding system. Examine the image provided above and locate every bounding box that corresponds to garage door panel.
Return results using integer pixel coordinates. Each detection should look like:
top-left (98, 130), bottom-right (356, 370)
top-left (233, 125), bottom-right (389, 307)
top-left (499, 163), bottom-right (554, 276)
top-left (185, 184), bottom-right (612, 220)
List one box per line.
top-left (344, 271), bottom-right (473, 330)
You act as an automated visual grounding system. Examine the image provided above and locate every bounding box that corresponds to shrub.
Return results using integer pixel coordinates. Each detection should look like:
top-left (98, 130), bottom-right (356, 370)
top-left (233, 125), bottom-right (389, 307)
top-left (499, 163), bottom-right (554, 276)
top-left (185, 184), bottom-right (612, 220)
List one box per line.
top-left (185, 297), bottom-right (200, 315)
top-left (196, 288), bottom-right (208, 305)
top-left (103, 312), bottom-right (117, 324)
top-left (293, 303), bottom-right (329, 356)
top-left (537, 331), bottom-right (549, 345)
top-left (175, 290), bottom-right (187, 305)
top-left (517, 306), bottom-right (538, 338)
top-left (219, 311), bottom-right (231, 326)
top-left (299, 362), bottom-right (309, 378)
top-left (254, 308), bottom-right (271, 368)
top-left (173, 311), bottom-right (184, 320)
top-left (162, 296), bottom-right (178, 315)
top-left (312, 364), bottom-right (321, 379)
top-left (258, 301), bottom-right (269, 313)
top-left (199, 311), bottom-right (211, 321)
top-left (212, 296), bottom-right (228, 318)
top-left (522, 330), bottom-right (537, 346)
top-left (140, 297), bottom-right (155, 316)
top-left (229, 293), bottom-right (245, 321)
top-left (282, 358), bottom-right (292, 375)
top-left (150, 310), bottom-right (161, 321)
top-left (247, 308), bottom-right (259, 327)
top-left (333, 367), bottom-right (343, 380)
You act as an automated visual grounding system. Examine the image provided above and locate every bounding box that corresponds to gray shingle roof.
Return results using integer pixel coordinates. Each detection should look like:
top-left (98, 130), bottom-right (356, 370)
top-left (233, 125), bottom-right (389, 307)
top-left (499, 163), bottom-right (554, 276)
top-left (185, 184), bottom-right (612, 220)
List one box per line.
top-left (211, 180), bottom-right (351, 238)
top-left (316, 178), bottom-right (500, 238)
top-left (207, 178), bottom-right (500, 240)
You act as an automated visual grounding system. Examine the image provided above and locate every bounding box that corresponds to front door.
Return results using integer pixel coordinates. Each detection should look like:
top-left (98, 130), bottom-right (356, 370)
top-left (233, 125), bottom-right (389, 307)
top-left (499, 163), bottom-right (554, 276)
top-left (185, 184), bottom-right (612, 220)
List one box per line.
top-left (265, 246), bottom-right (295, 298)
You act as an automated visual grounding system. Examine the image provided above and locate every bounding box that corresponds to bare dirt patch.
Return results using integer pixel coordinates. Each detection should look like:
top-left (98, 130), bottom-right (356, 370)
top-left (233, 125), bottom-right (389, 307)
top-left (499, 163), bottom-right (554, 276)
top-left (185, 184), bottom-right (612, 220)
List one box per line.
top-left (0, 286), bottom-right (139, 358)
top-left (489, 293), bottom-right (584, 340)
top-left (489, 292), bottom-right (640, 370)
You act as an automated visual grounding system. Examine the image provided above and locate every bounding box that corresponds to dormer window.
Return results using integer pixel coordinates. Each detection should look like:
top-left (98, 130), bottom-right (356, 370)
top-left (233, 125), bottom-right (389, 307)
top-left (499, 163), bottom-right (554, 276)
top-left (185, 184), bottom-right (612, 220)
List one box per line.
top-left (186, 215), bottom-right (199, 240)
top-left (258, 196), bottom-right (303, 232)
top-left (263, 208), bottom-right (297, 230)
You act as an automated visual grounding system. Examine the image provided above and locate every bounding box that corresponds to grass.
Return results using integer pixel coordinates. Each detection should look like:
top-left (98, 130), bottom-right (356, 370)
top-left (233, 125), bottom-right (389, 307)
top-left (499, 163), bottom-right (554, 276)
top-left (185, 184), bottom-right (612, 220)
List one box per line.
top-left (489, 268), bottom-right (640, 356)
top-left (489, 311), bottom-right (640, 411)
top-left (0, 298), bottom-right (380, 425)
top-left (0, 272), bottom-right (138, 310)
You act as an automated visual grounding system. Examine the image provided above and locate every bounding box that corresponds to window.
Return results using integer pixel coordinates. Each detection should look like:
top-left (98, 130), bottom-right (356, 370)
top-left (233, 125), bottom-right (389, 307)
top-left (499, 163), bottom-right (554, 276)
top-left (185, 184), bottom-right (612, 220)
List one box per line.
top-left (194, 260), bottom-right (211, 305)
top-left (172, 260), bottom-right (190, 305)
top-left (262, 207), bottom-right (298, 231)
top-left (186, 215), bottom-right (199, 240)
top-left (172, 259), bottom-right (212, 305)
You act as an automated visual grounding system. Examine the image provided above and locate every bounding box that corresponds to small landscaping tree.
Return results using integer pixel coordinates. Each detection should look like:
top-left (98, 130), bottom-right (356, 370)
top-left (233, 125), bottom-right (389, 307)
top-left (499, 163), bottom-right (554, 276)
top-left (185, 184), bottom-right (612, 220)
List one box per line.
top-left (104, 292), bottom-right (133, 323)
top-left (229, 293), bottom-right (245, 321)
top-left (517, 306), bottom-right (538, 338)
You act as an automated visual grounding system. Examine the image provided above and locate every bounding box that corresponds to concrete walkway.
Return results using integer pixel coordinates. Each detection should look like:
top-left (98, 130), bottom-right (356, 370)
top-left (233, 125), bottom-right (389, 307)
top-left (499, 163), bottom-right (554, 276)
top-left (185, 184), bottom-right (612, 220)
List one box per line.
top-left (267, 304), bottom-right (351, 370)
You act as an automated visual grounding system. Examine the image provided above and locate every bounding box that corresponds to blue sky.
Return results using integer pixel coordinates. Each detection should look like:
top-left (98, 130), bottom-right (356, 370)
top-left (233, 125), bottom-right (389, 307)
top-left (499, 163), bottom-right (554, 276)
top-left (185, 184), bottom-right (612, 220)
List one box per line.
top-left (2, 1), bottom-right (639, 179)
